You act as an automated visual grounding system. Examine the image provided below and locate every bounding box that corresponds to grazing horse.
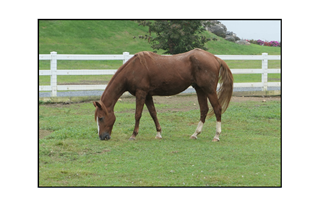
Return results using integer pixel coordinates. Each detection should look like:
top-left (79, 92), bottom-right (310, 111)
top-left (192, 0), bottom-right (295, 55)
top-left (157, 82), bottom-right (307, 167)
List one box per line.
top-left (93, 48), bottom-right (233, 142)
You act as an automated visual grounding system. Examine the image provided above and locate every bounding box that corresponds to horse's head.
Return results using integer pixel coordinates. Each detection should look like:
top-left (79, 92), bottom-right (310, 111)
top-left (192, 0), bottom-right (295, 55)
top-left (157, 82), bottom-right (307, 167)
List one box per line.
top-left (93, 101), bottom-right (116, 140)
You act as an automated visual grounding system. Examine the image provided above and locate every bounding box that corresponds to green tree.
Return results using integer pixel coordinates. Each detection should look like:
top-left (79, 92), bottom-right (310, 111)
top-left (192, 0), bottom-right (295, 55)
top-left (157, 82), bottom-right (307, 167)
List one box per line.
top-left (137, 20), bottom-right (215, 54)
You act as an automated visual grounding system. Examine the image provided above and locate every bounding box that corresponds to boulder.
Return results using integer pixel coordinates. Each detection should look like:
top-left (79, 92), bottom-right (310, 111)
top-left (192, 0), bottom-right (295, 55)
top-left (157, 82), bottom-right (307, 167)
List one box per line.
top-left (205, 21), bottom-right (244, 43)
top-left (236, 39), bottom-right (251, 45)
top-left (226, 31), bottom-right (234, 36)
top-left (207, 23), bottom-right (227, 38)
top-left (225, 36), bottom-right (235, 42)
top-left (225, 31), bottom-right (240, 41)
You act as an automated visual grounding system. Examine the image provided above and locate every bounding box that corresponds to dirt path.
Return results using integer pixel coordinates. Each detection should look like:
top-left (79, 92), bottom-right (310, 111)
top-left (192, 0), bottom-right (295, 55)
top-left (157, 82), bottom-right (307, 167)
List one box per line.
top-left (39, 130), bottom-right (53, 139)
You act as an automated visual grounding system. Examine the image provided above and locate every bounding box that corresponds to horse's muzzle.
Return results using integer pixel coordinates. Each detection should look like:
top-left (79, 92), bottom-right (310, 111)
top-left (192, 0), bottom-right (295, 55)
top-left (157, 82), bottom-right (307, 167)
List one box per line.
top-left (100, 132), bottom-right (111, 140)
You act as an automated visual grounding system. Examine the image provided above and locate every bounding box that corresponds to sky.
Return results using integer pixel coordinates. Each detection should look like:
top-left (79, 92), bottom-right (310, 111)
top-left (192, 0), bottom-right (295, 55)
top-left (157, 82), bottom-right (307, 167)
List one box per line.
top-left (218, 20), bottom-right (281, 42)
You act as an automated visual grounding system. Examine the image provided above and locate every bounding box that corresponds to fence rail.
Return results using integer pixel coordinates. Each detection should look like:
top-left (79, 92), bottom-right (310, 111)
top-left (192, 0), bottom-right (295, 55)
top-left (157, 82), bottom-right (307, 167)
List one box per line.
top-left (39, 51), bottom-right (281, 97)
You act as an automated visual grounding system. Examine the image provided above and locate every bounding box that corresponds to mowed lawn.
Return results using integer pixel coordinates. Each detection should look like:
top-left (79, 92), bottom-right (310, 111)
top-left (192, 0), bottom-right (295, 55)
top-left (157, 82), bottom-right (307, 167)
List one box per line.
top-left (39, 95), bottom-right (281, 187)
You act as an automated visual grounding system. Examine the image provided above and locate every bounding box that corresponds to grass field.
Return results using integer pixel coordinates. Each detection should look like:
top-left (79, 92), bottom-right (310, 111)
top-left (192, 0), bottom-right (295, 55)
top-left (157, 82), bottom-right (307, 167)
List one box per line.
top-left (39, 20), bottom-right (281, 55)
top-left (39, 95), bottom-right (281, 187)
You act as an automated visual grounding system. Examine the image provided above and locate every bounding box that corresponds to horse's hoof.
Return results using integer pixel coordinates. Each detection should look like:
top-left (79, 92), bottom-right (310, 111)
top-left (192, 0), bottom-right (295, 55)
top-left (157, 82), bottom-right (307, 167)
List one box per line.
top-left (190, 135), bottom-right (197, 139)
top-left (155, 136), bottom-right (162, 139)
top-left (129, 137), bottom-right (136, 141)
top-left (212, 138), bottom-right (220, 142)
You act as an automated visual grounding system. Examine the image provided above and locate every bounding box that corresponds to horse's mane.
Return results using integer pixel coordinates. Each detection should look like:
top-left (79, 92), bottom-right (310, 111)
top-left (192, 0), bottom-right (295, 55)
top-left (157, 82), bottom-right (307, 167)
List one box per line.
top-left (105, 53), bottom-right (139, 88)
top-left (104, 51), bottom-right (156, 87)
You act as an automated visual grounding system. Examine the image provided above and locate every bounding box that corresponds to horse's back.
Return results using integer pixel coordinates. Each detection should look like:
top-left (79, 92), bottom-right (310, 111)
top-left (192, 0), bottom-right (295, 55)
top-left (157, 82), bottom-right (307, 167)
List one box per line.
top-left (125, 49), bottom-right (220, 96)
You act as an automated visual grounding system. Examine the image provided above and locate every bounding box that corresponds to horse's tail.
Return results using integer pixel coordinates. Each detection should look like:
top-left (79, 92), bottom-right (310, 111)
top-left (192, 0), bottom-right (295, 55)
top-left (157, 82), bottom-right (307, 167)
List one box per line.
top-left (216, 57), bottom-right (233, 114)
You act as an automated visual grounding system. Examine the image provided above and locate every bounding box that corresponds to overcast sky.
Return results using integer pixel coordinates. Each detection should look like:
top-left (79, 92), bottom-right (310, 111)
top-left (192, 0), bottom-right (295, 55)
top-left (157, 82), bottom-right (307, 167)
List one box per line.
top-left (218, 20), bottom-right (281, 42)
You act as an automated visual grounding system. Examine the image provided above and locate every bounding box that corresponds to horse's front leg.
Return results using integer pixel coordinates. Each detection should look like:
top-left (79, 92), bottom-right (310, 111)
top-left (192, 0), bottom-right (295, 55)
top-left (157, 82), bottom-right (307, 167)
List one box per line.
top-left (129, 90), bottom-right (147, 140)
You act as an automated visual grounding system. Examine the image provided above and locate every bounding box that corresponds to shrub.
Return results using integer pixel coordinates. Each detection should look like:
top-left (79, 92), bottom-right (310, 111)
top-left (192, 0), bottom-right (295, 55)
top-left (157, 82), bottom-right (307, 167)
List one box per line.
top-left (249, 39), bottom-right (258, 45)
top-left (257, 39), bottom-right (264, 45)
top-left (270, 41), bottom-right (280, 47)
top-left (264, 41), bottom-right (271, 46)
top-left (241, 39), bottom-right (280, 47)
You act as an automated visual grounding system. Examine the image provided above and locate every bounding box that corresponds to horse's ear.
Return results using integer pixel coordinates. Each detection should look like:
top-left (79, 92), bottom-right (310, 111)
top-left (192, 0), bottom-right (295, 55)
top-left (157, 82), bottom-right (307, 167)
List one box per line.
top-left (93, 101), bottom-right (102, 109)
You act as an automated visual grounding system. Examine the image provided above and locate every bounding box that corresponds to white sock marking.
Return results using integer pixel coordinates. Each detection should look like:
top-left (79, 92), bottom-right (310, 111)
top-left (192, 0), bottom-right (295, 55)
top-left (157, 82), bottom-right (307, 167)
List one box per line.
top-left (214, 121), bottom-right (221, 140)
top-left (156, 132), bottom-right (162, 138)
top-left (97, 117), bottom-right (100, 134)
top-left (216, 121), bottom-right (221, 134)
top-left (192, 121), bottom-right (204, 138)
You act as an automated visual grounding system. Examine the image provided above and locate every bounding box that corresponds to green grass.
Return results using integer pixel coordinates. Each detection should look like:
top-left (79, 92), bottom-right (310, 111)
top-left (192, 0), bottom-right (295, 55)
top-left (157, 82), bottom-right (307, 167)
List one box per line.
top-left (39, 20), bottom-right (280, 55)
top-left (39, 20), bottom-right (281, 87)
top-left (39, 96), bottom-right (281, 187)
top-left (39, 20), bottom-right (156, 54)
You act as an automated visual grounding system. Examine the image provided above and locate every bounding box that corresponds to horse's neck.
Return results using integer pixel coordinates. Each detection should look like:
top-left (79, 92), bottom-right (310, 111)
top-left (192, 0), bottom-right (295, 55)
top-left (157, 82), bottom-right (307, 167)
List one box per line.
top-left (100, 78), bottom-right (126, 112)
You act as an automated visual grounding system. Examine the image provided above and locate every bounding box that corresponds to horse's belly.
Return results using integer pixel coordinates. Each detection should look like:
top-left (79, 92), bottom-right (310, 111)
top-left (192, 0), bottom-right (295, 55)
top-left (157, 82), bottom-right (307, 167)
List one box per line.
top-left (149, 81), bottom-right (191, 96)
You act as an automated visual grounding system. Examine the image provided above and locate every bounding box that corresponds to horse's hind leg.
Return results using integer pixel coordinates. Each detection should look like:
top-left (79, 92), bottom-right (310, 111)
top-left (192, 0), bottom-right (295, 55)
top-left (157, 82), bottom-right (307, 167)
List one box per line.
top-left (207, 92), bottom-right (222, 142)
top-left (129, 90), bottom-right (147, 140)
top-left (191, 87), bottom-right (209, 139)
top-left (145, 95), bottom-right (162, 139)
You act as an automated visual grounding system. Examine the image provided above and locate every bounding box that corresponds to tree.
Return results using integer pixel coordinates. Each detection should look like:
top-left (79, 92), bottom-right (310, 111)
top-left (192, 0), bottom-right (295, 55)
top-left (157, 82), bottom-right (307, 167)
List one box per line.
top-left (137, 20), bottom-right (215, 54)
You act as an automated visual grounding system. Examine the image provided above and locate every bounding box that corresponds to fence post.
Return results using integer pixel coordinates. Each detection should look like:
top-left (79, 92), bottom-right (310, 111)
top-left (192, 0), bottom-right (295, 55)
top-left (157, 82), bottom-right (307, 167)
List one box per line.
top-left (262, 53), bottom-right (268, 91)
top-left (123, 52), bottom-right (130, 64)
top-left (50, 51), bottom-right (58, 97)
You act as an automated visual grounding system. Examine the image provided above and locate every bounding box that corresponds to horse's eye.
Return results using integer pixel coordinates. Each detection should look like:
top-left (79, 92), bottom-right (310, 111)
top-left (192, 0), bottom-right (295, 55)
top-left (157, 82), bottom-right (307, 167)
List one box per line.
top-left (98, 117), bottom-right (104, 121)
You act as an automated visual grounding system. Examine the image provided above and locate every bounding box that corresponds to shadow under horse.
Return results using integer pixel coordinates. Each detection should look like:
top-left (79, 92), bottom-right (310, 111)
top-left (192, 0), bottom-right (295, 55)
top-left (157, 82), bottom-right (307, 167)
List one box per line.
top-left (93, 48), bottom-right (233, 142)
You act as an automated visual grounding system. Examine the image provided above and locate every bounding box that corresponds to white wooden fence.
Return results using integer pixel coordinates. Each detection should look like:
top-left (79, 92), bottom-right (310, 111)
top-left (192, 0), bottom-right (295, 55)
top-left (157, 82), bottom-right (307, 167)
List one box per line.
top-left (39, 51), bottom-right (281, 97)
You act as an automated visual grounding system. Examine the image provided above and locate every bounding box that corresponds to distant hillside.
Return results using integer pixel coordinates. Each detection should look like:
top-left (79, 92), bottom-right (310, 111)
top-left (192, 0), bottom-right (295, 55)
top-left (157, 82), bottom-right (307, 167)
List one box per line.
top-left (39, 20), bottom-right (280, 55)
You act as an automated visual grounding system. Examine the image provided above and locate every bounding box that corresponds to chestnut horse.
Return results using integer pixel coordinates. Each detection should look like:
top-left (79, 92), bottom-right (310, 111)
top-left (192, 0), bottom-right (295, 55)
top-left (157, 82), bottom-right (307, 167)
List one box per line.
top-left (93, 49), bottom-right (233, 142)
